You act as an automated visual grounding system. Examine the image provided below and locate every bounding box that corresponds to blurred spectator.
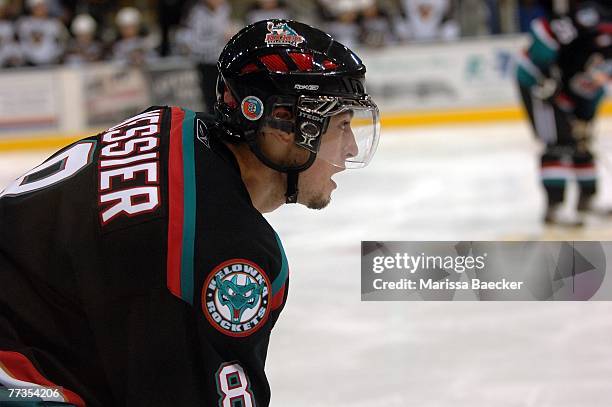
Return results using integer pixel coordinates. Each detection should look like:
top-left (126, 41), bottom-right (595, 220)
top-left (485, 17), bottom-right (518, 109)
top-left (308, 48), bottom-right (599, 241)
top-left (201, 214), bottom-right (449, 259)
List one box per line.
top-left (158, 0), bottom-right (189, 56)
top-left (111, 7), bottom-right (158, 66)
top-left (517, 0), bottom-right (548, 32)
top-left (245, 0), bottom-right (290, 25)
top-left (73, 0), bottom-right (119, 43)
top-left (0, 0), bottom-right (23, 67)
top-left (499, 0), bottom-right (519, 33)
top-left (179, 0), bottom-right (233, 112)
top-left (64, 13), bottom-right (103, 65)
top-left (46, 0), bottom-right (71, 23)
top-left (459, 0), bottom-right (494, 37)
top-left (396, 0), bottom-right (460, 41)
top-left (486, 0), bottom-right (502, 34)
top-left (0, 0), bottom-right (21, 20)
top-left (358, 0), bottom-right (397, 47)
top-left (316, 0), bottom-right (367, 49)
top-left (16, 0), bottom-right (68, 66)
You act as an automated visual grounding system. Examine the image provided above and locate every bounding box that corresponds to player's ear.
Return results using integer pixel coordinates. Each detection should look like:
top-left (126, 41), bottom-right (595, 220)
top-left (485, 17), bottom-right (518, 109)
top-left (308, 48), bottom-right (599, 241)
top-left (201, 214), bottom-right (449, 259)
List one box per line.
top-left (265, 106), bottom-right (294, 144)
top-left (271, 106), bottom-right (293, 121)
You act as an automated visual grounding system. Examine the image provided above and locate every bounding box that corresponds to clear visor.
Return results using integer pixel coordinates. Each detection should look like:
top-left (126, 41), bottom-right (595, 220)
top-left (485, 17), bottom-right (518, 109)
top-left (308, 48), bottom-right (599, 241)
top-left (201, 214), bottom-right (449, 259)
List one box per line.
top-left (297, 95), bottom-right (381, 169)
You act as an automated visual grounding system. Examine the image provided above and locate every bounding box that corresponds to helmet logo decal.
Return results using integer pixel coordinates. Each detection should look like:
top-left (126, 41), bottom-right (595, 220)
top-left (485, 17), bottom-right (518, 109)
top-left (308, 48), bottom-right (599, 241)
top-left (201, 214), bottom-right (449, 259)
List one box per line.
top-left (241, 96), bottom-right (264, 121)
top-left (196, 119), bottom-right (210, 148)
top-left (265, 22), bottom-right (305, 47)
top-left (295, 84), bottom-right (319, 91)
top-left (202, 259), bottom-right (271, 337)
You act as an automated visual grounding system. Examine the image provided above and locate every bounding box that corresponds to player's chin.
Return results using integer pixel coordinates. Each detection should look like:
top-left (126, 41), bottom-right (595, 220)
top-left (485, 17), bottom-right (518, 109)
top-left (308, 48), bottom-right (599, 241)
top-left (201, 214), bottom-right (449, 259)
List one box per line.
top-left (304, 190), bottom-right (332, 210)
top-left (301, 177), bottom-right (337, 210)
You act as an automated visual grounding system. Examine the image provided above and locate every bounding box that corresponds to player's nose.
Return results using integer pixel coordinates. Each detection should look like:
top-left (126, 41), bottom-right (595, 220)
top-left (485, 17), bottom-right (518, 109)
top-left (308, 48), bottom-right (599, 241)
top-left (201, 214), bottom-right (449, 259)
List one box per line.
top-left (345, 126), bottom-right (358, 159)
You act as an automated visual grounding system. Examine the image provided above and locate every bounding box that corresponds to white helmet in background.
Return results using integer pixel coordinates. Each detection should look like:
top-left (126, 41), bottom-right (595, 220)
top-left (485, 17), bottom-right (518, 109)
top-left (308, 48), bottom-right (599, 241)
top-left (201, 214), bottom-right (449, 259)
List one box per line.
top-left (115, 7), bottom-right (141, 27)
top-left (71, 14), bottom-right (97, 36)
top-left (320, 0), bottom-right (373, 15)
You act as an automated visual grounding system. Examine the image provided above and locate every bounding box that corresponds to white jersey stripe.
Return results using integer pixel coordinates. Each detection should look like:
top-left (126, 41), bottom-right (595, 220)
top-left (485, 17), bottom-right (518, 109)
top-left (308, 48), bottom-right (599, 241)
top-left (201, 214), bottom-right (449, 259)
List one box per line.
top-left (532, 95), bottom-right (557, 144)
top-left (517, 53), bottom-right (544, 81)
top-left (541, 168), bottom-right (572, 179)
top-left (531, 19), bottom-right (559, 51)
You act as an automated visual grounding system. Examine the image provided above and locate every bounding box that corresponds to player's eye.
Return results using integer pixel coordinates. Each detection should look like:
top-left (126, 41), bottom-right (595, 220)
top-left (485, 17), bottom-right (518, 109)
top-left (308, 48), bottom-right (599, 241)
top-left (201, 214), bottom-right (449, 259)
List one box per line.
top-left (244, 289), bottom-right (252, 297)
top-left (227, 288), bottom-right (235, 296)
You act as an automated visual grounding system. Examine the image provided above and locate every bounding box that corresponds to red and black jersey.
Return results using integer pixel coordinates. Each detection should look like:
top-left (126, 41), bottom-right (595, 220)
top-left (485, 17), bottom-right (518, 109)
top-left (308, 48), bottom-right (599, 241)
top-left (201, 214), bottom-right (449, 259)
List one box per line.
top-left (516, 3), bottom-right (612, 119)
top-left (0, 106), bottom-right (290, 406)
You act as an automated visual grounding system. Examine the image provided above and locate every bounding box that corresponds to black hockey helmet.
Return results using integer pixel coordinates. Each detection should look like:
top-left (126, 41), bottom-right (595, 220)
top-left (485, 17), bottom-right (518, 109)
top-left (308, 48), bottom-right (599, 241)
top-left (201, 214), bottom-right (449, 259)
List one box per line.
top-left (215, 20), bottom-right (380, 202)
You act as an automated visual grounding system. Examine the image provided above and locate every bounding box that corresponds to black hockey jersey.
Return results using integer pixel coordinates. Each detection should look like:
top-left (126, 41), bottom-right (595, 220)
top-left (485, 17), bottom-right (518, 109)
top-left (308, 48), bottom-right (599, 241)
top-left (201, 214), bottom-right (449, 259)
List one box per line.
top-left (517, 2), bottom-right (612, 119)
top-left (0, 106), bottom-right (290, 406)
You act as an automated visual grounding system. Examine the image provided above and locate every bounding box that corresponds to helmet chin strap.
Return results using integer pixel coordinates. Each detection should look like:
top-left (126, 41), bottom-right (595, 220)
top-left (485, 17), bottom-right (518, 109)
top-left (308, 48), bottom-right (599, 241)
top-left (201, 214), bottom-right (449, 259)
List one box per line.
top-left (244, 139), bottom-right (315, 205)
top-left (285, 171), bottom-right (299, 204)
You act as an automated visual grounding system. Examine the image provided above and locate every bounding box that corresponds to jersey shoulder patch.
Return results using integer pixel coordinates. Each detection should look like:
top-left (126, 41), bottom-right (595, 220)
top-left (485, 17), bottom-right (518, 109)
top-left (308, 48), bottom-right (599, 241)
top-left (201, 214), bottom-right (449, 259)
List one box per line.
top-left (201, 258), bottom-right (273, 338)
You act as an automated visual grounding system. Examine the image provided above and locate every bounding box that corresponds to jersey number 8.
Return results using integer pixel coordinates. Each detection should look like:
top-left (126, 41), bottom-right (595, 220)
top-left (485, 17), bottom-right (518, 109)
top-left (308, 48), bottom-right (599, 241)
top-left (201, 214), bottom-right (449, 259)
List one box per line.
top-left (216, 362), bottom-right (255, 407)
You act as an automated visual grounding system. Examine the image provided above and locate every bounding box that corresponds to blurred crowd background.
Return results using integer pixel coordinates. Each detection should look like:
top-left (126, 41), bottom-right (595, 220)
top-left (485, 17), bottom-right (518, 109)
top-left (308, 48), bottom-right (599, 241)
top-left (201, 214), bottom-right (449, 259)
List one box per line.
top-left (0, 0), bottom-right (564, 70)
top-left (0, 0), bottom-right (566, 113)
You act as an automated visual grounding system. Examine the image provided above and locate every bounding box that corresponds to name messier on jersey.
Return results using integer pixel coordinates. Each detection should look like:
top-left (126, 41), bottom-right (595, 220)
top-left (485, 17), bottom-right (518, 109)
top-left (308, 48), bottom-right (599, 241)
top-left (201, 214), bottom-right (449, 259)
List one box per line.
top-left (98, 109), bottom-right (162, 225)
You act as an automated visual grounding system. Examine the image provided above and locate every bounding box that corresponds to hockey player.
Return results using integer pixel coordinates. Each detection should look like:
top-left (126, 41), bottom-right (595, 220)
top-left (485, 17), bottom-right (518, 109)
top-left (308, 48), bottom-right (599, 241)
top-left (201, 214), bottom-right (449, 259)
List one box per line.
top-left (0, 20), bottom-right (380, 406)
top-left (516, 1), bottom-right (611, 225)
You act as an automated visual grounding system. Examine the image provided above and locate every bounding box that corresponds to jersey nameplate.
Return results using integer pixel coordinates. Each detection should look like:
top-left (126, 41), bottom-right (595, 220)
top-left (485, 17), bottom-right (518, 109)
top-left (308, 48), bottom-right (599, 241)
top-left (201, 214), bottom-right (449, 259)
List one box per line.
top-left (98, 109), bottom-right (163, 227)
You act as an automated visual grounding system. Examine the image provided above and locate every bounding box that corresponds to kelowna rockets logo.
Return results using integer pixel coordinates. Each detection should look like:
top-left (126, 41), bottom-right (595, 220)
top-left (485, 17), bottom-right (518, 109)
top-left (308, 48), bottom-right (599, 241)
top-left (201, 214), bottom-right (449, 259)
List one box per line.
top-left (265, 22), bottom-right (305, 47)
top-left (215, 274), bottom-right (263, 323)
top-left (203, 259), bottom-right (271, 337)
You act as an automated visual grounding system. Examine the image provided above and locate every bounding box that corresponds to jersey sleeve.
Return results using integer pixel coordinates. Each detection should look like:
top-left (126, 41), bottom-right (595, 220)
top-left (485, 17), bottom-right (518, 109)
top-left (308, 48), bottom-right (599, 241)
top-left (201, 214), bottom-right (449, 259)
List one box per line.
top-left (517, 18), bottom-right (560, 88)
top-left (194, 234), bottom-right (288, 407)
top-left (158, 107), bottom-right (289, 406)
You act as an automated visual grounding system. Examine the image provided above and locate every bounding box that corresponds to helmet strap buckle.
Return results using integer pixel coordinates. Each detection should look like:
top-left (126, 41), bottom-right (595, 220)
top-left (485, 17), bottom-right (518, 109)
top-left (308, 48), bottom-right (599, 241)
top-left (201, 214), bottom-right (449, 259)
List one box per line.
top-left (285, 170), bottom-right (299, 204)
top-left (294, 106), bottom-right (328, 154)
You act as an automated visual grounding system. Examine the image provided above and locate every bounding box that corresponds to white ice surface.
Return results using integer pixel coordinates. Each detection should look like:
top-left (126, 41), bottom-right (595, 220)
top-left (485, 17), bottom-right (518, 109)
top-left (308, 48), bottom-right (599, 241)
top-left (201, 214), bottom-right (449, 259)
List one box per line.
top-left (264, 120), bottom-right (612, 407)
top-left (1, 120), bottom-right (612, 406)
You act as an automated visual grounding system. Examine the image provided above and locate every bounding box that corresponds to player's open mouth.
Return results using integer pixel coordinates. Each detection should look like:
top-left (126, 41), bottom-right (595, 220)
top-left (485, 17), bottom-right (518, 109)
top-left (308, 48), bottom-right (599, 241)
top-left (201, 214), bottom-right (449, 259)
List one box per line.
top-left (330, 172), bottom-right (341, 188)
top-left (330, 167), bottom-right (345, 186)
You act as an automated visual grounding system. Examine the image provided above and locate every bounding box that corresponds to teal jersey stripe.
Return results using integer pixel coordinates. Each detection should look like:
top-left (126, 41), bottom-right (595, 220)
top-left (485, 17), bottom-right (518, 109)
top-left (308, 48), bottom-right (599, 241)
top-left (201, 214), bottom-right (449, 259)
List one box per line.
top-left (528, 20), bottom-right (558, 69)
top-left (181, 108), bottom-right (197, 304)
top-left (528, 38), bottom-right (557, 69)
top-left (517, 64), bottom-right (538, 88)
top-left (543, 179), bottom-right (566, 187)
top-left (272, 232), bottom-right (289, 295)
